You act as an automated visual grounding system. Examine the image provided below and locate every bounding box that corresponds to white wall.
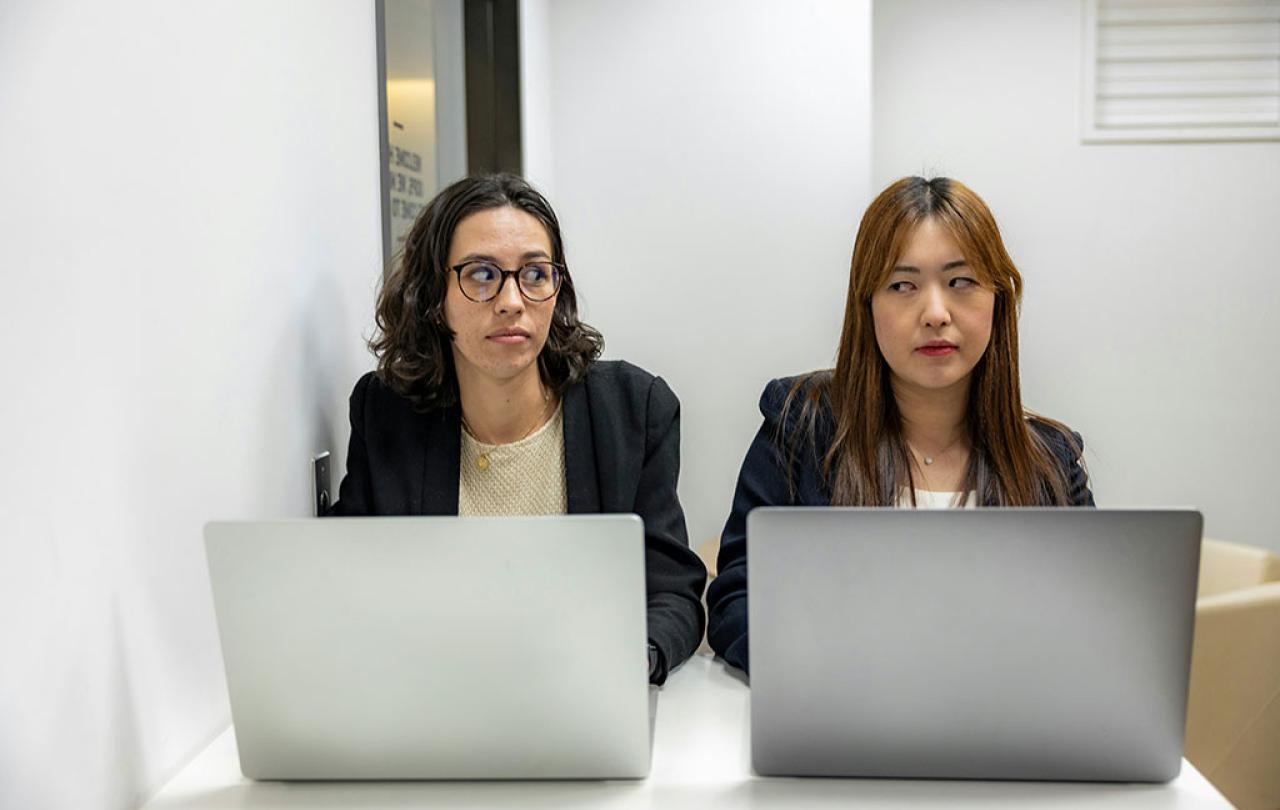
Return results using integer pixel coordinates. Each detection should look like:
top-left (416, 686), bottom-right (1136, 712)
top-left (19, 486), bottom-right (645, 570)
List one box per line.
top-left (522, 0), bottom-right (873, 545)
top-left (0, 2), bottom-right (381, 808)
top-left (873, 0), bottom-right (1280, 551)
top-left (519, 0), bottom-right (556, 197)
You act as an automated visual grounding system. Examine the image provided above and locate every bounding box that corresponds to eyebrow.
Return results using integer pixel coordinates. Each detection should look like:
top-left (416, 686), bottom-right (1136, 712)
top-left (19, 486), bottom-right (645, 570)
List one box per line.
top-left (891, 260), bottom-right (969, 273)
top-left (456, 250), bottom-right (553, 264)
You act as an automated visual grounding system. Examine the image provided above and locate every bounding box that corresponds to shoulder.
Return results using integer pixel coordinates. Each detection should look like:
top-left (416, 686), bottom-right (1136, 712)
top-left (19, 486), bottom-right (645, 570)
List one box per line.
top-left (581, 359), bottom-right (677, 410)
top-left (348, 370), bottom-right (431, 426)
top-left (352, 370), bottom-right (404, 407)
top-left (1026, 414), bottom-right (1093, 506)
top-left (582, 358), bottom-right (660, 390)
top-left (1026, 415), bottom-right (1085, 465)
top-left (758, 370), bottom-right (833, 439)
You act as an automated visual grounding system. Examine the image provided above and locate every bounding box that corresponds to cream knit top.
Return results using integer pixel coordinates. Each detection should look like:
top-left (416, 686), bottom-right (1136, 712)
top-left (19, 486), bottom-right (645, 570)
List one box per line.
top-left (894, 488), bottom-right (978, 509)
top-left (458, 403), bottom-right (568, 516)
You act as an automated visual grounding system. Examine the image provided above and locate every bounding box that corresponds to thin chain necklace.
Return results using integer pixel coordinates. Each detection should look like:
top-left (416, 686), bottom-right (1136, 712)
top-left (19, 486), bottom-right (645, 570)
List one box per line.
top-left (907, 433), bottom-right (966, 467)
top-left (906, 436), bottom-right (967, 498)
top-left (461, 389), bottom-right (554, 472)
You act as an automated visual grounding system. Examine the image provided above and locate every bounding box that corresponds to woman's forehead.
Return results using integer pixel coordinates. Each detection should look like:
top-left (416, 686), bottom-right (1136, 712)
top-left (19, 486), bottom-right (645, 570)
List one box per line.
top-left (894, 218), bottom-right (964, 266)
top-left (449, 206), bottom-right (552, 259)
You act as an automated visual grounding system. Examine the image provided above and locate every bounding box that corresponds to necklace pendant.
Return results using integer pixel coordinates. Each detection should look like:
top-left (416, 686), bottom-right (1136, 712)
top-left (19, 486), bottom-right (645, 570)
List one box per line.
top-left (923, 456), bottom-right (934, 466)
top-left (476, 454), bottom-right (490, 471)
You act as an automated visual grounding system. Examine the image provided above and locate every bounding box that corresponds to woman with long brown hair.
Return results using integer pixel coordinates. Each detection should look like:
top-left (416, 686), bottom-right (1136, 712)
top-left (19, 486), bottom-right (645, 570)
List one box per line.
top-left (706, 176), bottom-right (1093, 674)
top-left (328, 173), bottom-right (706, 684)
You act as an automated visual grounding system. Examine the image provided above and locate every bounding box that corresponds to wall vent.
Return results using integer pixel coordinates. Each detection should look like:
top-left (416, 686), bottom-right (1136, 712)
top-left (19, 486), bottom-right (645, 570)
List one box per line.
top-left (1083, 0), bottom-right (1280, 142)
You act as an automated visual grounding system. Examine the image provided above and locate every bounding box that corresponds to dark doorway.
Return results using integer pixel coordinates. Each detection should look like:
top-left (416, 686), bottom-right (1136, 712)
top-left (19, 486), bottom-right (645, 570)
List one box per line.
top-left (464, 0), bottom-right (522, 175)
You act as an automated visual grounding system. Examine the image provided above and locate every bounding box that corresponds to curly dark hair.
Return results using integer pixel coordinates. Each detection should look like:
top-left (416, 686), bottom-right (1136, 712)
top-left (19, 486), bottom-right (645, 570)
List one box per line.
top-left (370, 173), bottom-right (604, 411)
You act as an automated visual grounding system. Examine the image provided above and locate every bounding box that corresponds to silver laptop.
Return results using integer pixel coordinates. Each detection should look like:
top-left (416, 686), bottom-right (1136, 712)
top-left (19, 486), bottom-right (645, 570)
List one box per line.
top-left (205, 515), bottom-right (651, 780)
top-left (747, 508), bottom-right (1202, 782)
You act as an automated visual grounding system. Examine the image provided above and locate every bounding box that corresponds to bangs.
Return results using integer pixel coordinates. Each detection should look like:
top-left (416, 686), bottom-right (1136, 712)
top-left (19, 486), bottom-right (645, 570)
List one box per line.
top-left (870, 210), bottom-right (999, 293)
top-left (934, 212), bottom-right (1001, 289)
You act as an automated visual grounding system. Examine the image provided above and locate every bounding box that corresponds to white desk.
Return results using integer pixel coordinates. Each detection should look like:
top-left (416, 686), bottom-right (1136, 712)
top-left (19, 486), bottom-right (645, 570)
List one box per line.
top-left (143, 654), bottom-right (1230, 809)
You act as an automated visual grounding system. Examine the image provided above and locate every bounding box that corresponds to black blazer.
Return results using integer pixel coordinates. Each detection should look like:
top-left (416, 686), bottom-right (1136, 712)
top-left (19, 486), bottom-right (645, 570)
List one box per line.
top-left (706, 376), bottom-right (1096, 675)
top-left (328, 360), bottom-right (707, 684)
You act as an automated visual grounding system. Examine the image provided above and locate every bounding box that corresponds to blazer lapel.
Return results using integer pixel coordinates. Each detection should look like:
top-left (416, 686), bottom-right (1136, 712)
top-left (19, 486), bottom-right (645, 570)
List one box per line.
top-left (562, 380), bottom-right (601, 514)
top-left (419, 404), bottom-right (461, 515)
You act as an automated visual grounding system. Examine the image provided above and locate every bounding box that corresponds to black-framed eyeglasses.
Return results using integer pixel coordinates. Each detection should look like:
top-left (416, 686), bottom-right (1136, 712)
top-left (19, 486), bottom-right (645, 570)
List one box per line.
top-left (450, 260), bottom-right (564, 303)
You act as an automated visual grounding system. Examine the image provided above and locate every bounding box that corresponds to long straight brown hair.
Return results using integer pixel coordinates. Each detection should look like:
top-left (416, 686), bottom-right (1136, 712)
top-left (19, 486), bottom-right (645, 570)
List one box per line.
top-left (785, 176), bottom-right (1075, 506)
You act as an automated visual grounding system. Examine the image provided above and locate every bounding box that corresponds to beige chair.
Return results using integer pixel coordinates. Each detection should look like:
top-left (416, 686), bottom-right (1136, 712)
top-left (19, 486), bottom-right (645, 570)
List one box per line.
top-left (696, 537), bottom-right (720, 654)
top-left (1185, 538), bottom-right (1280, 810)
top-left (697, 536), bottom-right (720, 580)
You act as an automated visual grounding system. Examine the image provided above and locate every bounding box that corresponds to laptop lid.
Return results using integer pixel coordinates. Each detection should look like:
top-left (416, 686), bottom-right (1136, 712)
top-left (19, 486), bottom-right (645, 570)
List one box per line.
top-left (205, 514), bottom-right (651, 780)
top-left (748, 508), bottom-right (1202, 782)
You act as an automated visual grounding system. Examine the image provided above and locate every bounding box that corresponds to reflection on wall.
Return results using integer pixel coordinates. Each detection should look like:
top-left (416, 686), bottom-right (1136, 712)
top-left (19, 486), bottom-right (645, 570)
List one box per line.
top-left (387, 77), bottom-right (436, 249)
top-left (385, 0), bottom-right (440, 255)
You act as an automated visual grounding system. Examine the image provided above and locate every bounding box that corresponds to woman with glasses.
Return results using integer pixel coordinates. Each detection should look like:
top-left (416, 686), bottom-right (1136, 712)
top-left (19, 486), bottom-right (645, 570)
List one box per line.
top-left (706, 177), bottom-right (1094, 675)
top-left (329, 173), bottom-right (706, 684)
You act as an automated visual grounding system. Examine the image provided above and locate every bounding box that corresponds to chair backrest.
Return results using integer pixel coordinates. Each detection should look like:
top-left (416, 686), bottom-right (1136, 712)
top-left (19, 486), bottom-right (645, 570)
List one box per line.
top-left (1197, 538), bottom-right (1280, 599)
top-left (1187, 538), bottom-right (1280, 810)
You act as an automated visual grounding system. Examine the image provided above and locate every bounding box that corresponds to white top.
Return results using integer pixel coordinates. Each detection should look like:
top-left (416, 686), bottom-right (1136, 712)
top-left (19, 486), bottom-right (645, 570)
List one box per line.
top-left (458, 403), bottom-right (567, 516)
top-left (141, 654), bottom-right (1230, 809)
top-left (896, 488), bottom-right (978, 509)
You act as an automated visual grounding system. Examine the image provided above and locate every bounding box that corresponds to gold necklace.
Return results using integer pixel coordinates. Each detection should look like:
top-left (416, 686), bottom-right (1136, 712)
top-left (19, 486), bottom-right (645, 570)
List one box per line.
top-left (462, 391), bottom-right (554, 472)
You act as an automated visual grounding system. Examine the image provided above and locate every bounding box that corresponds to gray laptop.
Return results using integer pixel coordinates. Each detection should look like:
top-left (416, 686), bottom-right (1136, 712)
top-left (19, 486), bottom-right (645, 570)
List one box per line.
top-left (205, 515), bottom-right (651, 780)
top-left (747, 507), bottom-right (1202, 782)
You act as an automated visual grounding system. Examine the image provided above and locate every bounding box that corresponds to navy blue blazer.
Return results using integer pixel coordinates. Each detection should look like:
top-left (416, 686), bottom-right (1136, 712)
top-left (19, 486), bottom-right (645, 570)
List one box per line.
top-left (328, 360), bottom-right (707, 684)
top-left (706, 376), bottom-right (1096, 675)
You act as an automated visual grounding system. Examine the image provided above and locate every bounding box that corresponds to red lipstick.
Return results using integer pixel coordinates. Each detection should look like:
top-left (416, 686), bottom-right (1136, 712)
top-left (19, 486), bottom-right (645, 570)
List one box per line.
top-left (917, 340), bottom-right (957, 357)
